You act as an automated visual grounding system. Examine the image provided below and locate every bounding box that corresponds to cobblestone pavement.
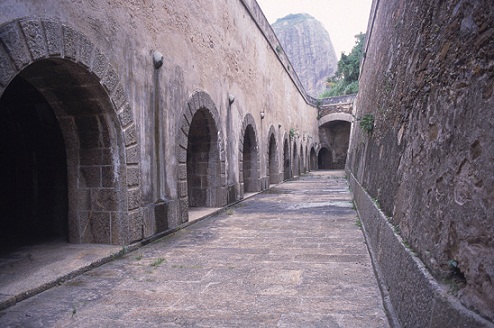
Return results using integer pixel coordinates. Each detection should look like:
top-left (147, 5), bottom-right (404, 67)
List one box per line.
top-left (0, 171), bottom-right (390, 327)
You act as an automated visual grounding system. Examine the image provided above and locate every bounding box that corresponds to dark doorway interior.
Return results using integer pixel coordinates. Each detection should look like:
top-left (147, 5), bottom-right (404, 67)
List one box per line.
top-left (0, 76), bottom-right (68, 248)
top-left (318, 147), bottom-right (332, 169)
top-left (242, 125), bottom-right (258, 192)
top-left (268, 134), bottom-right (277, 184)
top-left (283, 139), bottom-right (290, 180)
top-left (187, 108), bottom-right (219, 207)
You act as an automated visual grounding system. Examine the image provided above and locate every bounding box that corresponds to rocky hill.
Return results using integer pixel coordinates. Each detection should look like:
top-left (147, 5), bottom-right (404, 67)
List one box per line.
top-left (272, 13), bottom-right (338, 98)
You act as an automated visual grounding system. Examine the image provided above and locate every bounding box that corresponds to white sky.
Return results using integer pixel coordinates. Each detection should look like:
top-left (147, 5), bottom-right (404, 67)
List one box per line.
top-left (256, 0), bottom-right (373, 56)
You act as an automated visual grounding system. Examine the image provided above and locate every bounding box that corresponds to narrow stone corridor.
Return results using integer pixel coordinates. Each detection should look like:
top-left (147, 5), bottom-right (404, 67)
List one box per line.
top-left (0, 171), bottom-right (389, 327)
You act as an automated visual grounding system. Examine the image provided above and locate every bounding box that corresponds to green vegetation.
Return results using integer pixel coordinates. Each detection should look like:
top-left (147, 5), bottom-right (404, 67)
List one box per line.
top-left (150, 257), bottom-right (166, 267)
top-left (320, 33), bottom-right (365, 98)
top-left (359, 114), bottom-right (375, 133)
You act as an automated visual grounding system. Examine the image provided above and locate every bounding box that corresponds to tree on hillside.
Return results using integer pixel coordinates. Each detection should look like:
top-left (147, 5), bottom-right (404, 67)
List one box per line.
top-left (320, 33), bottom-right (365, 98)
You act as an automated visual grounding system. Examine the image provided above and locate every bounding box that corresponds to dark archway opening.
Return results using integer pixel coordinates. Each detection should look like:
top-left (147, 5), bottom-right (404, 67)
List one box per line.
top-left (318, 148), bottom-right (332, 169)
top-left (300, 145), bottom-right (304, 173)
top-left (318, 120), bottom-right (351, 169)
top-left (283, 139), bottom-right (290, 180)
top-left (242, 125), bottom-right (259, 192)
top-left (0, 76), bottom-right (68, 248)
top-left (187, 108), bottom-right (220, 207)
top-left (268, 134), bottom-right (278, 184)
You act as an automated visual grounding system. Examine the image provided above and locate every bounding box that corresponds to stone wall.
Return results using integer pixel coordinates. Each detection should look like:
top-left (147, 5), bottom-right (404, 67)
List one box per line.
top-left (347, 0), bottom-right (494, 325)
top-left (0, 0), bottom-right (320, 245)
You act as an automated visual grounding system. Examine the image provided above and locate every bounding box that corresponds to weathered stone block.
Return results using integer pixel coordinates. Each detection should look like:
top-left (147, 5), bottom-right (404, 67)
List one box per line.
top-left (126, 165), bottom-right (140, 187)
top-left (165, 199), bottom-right (180, 229)
top-left (91, 189), bottom-right (121, 211)
top-left (124, 124), bottom-right (137, 146)
top-left (0, 48), bottom-right (15, 87)
top-left (77, 211), bottom-right (92, 243)
top-left (178, 181), bottom-right (187, 197)
top-left (154, 201), bottom-right (168, 233)
top-left (102, 65), bottom-right (119, 93)
top-left (43, 20), bottom-right (62, 56)
top-left (101, 166), bottom-right (117, 188)
top-left (80, 148), bottom-right (101, 166)
top-left (177, 146), bottom-right (187, 164)
top-left (177, 129), bottom-right (188, 150)
top-left (112, 83), bottom-right (126, 110)
top-left (178, 163), bottom-right (187, 180)
top-left (62, 25), bottom-right (78, 60)
top-left (78, 35), bottom-right (93, 68)
top-left (79, 166), bottom-right (101, 188)
top-left (180, 115), bottom-right (190, 136)
top-left (111, 211), bottom-right (128, 245)
top-left (72, 188), bottom-right (92, 212)
top-left (0, 22), bottom-right (30, 69)
top-left (75, 115), bottom-right (99, 143)
top-left (125, 145), bottom-right (139, 165)
top-left (128, 209), bottom-right (143, 243)
top-left (142, 205), bottom-right (156, 238)
top-left (90, 211), bottom-right (111, 244)
top-left (91, 48), bottom-right (108, 80)
top-left (183, 107), bottom-right (192, 126)
top-left (127, 187), bottom-right (140, 210)
top-left (118, 103), bottom-right (134, 128)
top-left (179, 198), bottom-right (189, 223)
top-left (20, 19), bottom-right (46, 60)
top-left (217, 187), bottom-right (228, 206)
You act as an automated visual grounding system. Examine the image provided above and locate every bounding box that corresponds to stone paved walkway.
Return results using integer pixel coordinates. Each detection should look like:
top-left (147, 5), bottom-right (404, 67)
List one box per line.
top-left (0, 171), bottom-right (389, 327)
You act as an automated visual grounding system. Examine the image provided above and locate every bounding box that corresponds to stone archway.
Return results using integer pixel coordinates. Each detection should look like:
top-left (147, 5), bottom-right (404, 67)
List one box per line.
top-left (176, 91), bottom-right (226, 223)
top-left (239, 113), bottom-right (260, 194)
top-left (267, 125), bottom-right (279, 184)
top-left (319, 120), bottom-right (351, 169)
top-left (0, 19), bottom-right (141, 245)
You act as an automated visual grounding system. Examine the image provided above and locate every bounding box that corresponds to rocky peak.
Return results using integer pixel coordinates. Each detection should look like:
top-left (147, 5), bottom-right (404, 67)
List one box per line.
top-left (272, 13), bottom-right (338, 98)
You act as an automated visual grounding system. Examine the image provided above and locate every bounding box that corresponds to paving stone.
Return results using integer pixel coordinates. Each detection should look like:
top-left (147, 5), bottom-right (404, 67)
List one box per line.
top-left (0, 171), bottom-right (389, 327)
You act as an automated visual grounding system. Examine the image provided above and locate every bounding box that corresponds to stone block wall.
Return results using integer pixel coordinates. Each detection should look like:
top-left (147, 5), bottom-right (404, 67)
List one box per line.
top-left (0, 0), bottom-right (322, 246)
top-left (347, 0), bottom-right (494, 324)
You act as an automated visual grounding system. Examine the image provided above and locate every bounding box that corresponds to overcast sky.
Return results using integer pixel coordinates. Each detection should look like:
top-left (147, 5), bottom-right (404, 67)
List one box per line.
top-left (256, 0), bottom-right (373, 56)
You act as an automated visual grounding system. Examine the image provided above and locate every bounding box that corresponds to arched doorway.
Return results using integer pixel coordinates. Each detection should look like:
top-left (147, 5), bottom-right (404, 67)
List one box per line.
top-left (187, 108), bottom-right (221, 207)
top-left (318, 147), bottom-right (332, 169)
top-left (177, 91), bottom-right (226, 223)
top-left (268, 131), bottom-right (278, 184)
top-left (0, 59), bottom-right (129, 246)
top-left (300, 144), bottom-right (304, 173)
top-left (241, 124), bottom-right (259, 192)
top-left (283, 138), bottom-right (291, 180)
top-left (318, 120), bottom-right (351, 169)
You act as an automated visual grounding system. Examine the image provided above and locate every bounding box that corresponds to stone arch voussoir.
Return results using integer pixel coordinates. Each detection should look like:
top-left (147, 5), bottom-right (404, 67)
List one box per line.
top-left (319, 112), bottom-right (354, 126)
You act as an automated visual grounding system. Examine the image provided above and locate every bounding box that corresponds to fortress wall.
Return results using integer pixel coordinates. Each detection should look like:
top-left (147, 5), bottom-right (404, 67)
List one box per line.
top-left (347, 0), bottom-right (494, 324)
top-left (0, 0), bottom-right (319, 243)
